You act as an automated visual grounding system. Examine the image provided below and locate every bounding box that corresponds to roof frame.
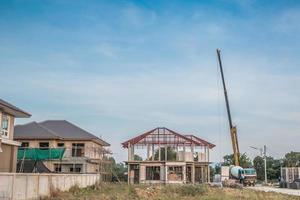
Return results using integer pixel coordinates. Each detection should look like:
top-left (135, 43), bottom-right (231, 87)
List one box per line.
top-left (122, 127), bottom-right (215, 149)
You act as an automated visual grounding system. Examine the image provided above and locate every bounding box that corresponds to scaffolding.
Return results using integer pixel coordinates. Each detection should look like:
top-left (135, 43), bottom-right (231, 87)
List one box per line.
top-left (17, 146), bottom-right (112, 181)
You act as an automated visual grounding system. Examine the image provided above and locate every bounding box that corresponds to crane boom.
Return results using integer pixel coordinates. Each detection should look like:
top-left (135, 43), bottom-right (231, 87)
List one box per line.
top-left (216, 49), bottom-right (240, 166)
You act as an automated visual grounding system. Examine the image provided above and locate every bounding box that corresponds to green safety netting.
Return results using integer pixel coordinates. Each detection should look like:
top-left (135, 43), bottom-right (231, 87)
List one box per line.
top-left (17, 148), bottom-right (65, 161)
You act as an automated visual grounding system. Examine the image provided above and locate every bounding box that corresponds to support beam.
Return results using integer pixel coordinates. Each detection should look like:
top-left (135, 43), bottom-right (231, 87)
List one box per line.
top-left (159, 146), bottom-right (161, 161)
top-left (207, 165), bottom-right (210, 183)
top-left (165, 165), bottom-right (168, 183)
top-left (152, 144), bottom-right (154, 161)
top-left (192, 164), bottom-right (195, 184)
top-left (128, 143), bottom-right (132, 161)
top-left (183, 165), bottom-right (186, 183)
top-left (147, 144), bottom-right (150, 160)
top-left (165, 146), bottom-right (168, 161)
top-left (127, 164), bottom-right (130, 185)
top-left (204, 147), bottom-right (207, 162)
top-left (183, 146), bottom-right (186, 161)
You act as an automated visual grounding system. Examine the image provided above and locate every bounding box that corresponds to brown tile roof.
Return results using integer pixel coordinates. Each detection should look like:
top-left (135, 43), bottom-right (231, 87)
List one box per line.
top-left (14, 120), bottom-right (110, 146)
top-left (0, 98), bottom-right (31, 118)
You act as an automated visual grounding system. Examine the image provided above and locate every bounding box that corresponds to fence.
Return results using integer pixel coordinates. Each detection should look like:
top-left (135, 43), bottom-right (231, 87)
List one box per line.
top-left (0, 173), bottom-right (101, 200)
top-left (281, 167), bottom-right (300, 183)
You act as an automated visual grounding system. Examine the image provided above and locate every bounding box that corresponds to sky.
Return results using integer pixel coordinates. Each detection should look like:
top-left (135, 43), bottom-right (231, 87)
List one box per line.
top-left (0, 0), bottom-right (299, 163)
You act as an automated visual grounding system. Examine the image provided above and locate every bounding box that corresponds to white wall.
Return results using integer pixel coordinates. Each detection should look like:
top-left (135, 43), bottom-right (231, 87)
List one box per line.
top-left (0, 173), bottom-right (101, 200)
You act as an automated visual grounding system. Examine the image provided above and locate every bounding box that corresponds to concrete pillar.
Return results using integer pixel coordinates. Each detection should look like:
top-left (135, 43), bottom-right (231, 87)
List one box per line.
top-left (183, 146), bottom-right (186, 161)
top-left (165, 165), bottom-right (168, 183)
top-left (147, 144), bottom-right (150, 160)
top-left (207, 148), bottom-right (210, 162)
top-left (176, 146), bottom-right (179, 161)
top-left (127, 164), bottom-right (130, 184)
top-left (204, 147), bottom-right (207, 162)
top-left (128, 143), bottom-right (131, 161)
top-left (201, 167), bottom-right (204, 183)
top-left (152, 144), bottom-right (155, 161)
top-left (207, 165), bottom-right (210, 183)
top-left (159, 146), bottom-right (161, 161)
top-left (165, 146), bottom-right (167, 161)
top-left (191, 144), bottom-right (195, 162)
top-left (131, 146), bottom-right (134, 160)
top-left (192, 165), bottom-right (195, 184)
top-left (183, 165), bottom-right (186, 184)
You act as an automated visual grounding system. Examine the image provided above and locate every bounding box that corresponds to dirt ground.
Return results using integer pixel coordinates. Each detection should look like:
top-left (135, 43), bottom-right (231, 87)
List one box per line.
top-left (46, 183), bottom-right (300, 200)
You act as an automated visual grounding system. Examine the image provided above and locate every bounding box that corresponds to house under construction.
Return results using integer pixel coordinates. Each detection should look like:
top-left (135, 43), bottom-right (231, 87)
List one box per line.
top-left (122, 127), bottom-right (215, 184)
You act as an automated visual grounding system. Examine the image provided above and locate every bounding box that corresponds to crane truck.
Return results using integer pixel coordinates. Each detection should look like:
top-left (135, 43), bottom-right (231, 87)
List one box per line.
top-left (217, 49), bottom-right (257, 186)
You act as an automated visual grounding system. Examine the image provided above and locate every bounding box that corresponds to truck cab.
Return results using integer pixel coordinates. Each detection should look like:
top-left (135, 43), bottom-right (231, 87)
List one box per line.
top-left (241, 168), bottom-right (257, 186)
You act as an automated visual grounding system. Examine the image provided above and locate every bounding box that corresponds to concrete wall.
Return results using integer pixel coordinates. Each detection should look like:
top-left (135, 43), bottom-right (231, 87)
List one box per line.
top-left (0, 144), bottom-right (17, 172)
top-left (0, 173), bottom-right (101, 200)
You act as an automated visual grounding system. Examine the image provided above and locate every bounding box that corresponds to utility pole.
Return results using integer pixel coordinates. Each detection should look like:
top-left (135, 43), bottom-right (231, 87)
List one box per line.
top-left (250, 145), bottom-right (267, 184)
top-left (264, 145), bottom-right (267, 184)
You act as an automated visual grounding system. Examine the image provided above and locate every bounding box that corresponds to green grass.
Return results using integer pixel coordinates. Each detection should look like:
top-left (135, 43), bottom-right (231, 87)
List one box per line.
top-left (45, 183), bottom-right (300, 200)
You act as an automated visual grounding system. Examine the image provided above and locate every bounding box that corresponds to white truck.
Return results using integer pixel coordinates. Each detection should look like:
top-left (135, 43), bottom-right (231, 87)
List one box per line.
top-left (222, 166), bottom-right (256, 186)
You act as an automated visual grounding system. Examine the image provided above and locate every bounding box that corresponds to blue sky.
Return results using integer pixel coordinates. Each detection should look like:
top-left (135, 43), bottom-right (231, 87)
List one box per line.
top-left (0, 0), bottom-right (299, 162)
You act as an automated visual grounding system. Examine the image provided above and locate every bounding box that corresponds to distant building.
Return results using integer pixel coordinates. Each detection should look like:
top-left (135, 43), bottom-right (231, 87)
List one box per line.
top-left (14, 120), bottom-right (111, 177)
top-left (0, 98), bottom-right (31, 172)
top-left (122, 127), bottom-right (215, 184)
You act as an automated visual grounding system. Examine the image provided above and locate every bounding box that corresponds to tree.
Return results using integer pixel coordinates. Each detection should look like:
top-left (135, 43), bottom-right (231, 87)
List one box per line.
top-left (215, 163), bottom-right (221, 174)
top-left (209, 166), bottom-right (215, 182)
top-left (134, 154), bottom-right (143, 161)
top-left (253, 156), bottom-right (264, 181)
top-left (222, 153), bottom-right (252, 168)
top-left (266, 157), bottom-right (281, 181)
top-left (109, 157), bottom-right (128, 182)
top-left (283, 151), bottom-right (300, 167)
top-left (253, 155), bottom-right (281, 181)
top-left (154, 147), bottom-right (177, 161)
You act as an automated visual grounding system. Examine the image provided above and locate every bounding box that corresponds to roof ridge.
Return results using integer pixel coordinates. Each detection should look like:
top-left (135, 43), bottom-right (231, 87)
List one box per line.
top-left (36, 122), bottom-right (62, 139)
top-left (15, 121), bottom-right (37, 127)
top-left (61, 120), bottom-right (98, 139)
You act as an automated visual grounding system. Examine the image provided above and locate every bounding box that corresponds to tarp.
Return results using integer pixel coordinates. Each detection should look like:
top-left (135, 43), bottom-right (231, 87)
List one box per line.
top-left (17, 160), bottom-right (52, 173)
top-left (17, 148), bottom-right (65, 161)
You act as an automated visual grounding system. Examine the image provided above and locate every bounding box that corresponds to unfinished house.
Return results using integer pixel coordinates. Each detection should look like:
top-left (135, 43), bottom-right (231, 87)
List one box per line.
top-left (0, 98), bottom-right (31, 172)
top-left (14, 120), bottom-right (111, 179)
top-left (122, 127), bottom-right (215, 184)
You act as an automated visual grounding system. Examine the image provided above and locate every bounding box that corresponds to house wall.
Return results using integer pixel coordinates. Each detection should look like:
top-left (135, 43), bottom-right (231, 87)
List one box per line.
top-left (17, 140), bottom-right (105, 173)
top-left (0, 143), bottom-right (18, 172)
top-left (0, 111), bottom-right (19, 173)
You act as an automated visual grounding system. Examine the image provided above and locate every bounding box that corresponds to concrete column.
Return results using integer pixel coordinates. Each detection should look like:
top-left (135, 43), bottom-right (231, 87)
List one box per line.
top-left (131, 145), bottom-right (135, 161)
top-left (128, 143), bottom-right (131, 161)
top-left (191, 144), bottom-right (195, 162)
top-left (207, 165), bottom-right (210, 183)
top-left (204, 147), bottom-right (207, 162)
top-left (147, 144), bottom-right (150, 160)
top-left (207, 148), bottom-right (210, 162)
top-left (176, 146), bottom-right (179, 161)
top-left (165, 146), bottom-right (168, 161)
top-left (183, 146), bottom-right (186, 161)
top-left (165, 165), bottom-right (168, 183)
top-left (201, 167), bottom-right (204, 183)
top-left (152, 144), bottom-right (155, 161)
top-left (159, 146), bottom-right (161, 161)
top-left (192, 165), bottom-right (195, 184)
top-left (127, 164), bottom-right (130, 184)
top-left (183, 165), bottom-right (186, 184)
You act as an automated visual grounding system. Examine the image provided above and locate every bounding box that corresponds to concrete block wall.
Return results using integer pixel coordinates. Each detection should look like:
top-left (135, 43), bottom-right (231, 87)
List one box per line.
top-left (0, 173), bottom-right (101, 200)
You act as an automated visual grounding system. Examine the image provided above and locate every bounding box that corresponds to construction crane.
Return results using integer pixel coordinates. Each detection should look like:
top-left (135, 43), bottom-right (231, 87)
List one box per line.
top-left (217, 49), bottom-right (257, 186)
top-left (216, 49), bottom-right (240, 166)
